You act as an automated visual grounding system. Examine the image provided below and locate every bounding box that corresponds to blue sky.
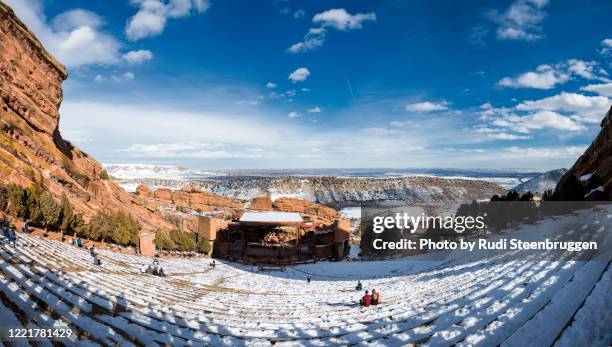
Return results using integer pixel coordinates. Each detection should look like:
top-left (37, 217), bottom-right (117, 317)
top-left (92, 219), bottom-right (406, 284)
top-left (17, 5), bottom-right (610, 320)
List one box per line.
top-left (6, 0), bottom-right (612, 169)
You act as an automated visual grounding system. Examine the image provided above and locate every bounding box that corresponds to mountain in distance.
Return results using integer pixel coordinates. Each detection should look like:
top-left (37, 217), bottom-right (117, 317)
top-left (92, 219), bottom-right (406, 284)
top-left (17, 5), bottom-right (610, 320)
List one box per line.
top-left (511, 168), bottom-right (568, 194)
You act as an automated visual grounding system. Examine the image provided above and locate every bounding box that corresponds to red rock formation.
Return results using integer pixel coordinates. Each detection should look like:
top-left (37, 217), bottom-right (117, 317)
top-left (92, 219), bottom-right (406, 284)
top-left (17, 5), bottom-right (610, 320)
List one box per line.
top-left (273, 197), bottom-right (339, 225)
top-left (250, 196), bottom-right (273, 210)
top-left (0, 3), bottom-right (171, 230)
top-left (135, 185), bottom-right (244, 212)
top-left (555, 105), bottom-right (612, 200)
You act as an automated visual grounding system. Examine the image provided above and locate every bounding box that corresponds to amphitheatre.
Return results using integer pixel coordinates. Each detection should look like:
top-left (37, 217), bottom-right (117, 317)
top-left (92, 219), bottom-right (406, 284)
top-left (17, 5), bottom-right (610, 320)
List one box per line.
top-left (0, 206), bottom-right (610, 345)
top-left (0, 1), bottom-right (611, 346)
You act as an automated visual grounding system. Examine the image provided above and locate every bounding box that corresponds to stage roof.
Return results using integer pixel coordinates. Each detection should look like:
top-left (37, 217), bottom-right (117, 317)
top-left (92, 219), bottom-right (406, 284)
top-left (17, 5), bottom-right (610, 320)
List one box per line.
top-left (239, 212), bottom-right (303, 225)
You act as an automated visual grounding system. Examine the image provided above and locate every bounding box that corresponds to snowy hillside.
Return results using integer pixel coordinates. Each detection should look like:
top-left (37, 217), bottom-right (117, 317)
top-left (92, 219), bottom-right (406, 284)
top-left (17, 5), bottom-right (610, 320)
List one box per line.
top-left (0, 206), bottom-right (610, 345)
top-left (125, 175), bottom-right (504, 205)
top-left (512, 168), bottom-right (568, 194)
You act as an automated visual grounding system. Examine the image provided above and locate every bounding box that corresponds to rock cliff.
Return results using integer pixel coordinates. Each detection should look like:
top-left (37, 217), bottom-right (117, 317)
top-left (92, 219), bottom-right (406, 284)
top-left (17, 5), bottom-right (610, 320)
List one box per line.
top-left (555, 105), bottom-right (612, 200)
top-left (136, 185), bottom-right (244, 212)
top-left (273, 197), bottom-right (339, 225)
top-left (0, 2), bottom-right (171, 230)
top-left (134, 185), bottom-right (340, 225)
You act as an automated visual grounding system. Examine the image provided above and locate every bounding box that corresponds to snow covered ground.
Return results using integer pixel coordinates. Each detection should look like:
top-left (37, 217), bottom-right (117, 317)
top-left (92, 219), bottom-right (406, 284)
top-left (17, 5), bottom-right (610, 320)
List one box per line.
top-left (0, 206), bottom-right (610, 346)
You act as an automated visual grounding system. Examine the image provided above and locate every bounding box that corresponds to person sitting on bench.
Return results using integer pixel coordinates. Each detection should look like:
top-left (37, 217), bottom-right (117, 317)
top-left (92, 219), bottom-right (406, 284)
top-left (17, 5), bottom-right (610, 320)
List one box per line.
top-left (360, 290), bottom-right (371, 307)
top-left (371, 289), bottom-right (382, 305)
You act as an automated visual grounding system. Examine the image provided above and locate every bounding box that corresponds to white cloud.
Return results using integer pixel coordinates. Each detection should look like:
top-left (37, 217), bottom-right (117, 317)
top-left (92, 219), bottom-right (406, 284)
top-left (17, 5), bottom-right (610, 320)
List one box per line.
top-left (126, 0), bottom-right (210, 41)
top-left (307, 107), bottom-right (321, 113)
top-left (266, 82), bottom-right (277, 89)
top-left (516, 92), bottom-right (610, 116)
top-left (4, 1), bottom-right (121, 67)
top-left (287, 111), bottom-right (301, 118)
top-left (287, 28), bottom-right (326, 53)
top-left (581, 82), bottom-right (612, 97)
top-left (113, 72), bottom-right (135, 82)
top-left (497, 60), bottom-right (608, 90)
top-left (121, 49), bottom-right (153, 64)
top-left (287, 8), bottom-right (375, 53)
top-left (288, 67), bottom-right (310, 83)
top-left (494, 110), bottom-right (586, 133)
top-left (94, 72), bottom-right (135, 82)
top-left (489, 132), bottom-right (530, 140)
top-left (498, 64), bottom-right (568, 89)
top-left (504, 145), bottom-right (586, 159)
top-left (600, 38), bottom-right (612, 56)
top-left (490, 0), bottom-right (548, 41)
top-left (567, 59), bottom-right (597, 80)
top-left (293, 9), bottom-right (305, 19)
top-left (405, 101), bottom-right (449, 112)
top-left (312, 8), bottom-right (376, 31)
top-left (119, 141), bottom-right (262, 159)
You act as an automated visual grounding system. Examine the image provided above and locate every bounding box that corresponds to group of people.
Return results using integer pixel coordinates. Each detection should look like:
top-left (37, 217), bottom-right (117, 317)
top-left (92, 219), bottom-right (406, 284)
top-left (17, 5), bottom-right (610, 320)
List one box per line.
top-left (89, 246), bottom-right (101, 266)
top-left (1, 219), bottom-right (17, 247)
top-left (142, 259), bottom-right (165, 277)
top-left (67, 236), bottom-right (84, 248)
top-left (357, 281), bottom-right (383, 307)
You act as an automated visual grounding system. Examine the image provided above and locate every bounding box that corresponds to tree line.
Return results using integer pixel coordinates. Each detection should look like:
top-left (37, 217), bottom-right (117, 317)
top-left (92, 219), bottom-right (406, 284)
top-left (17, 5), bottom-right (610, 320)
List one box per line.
top-left (0, 182), bottom-right (210, 253)
top-left (154, 228), bottom-right (210, 254)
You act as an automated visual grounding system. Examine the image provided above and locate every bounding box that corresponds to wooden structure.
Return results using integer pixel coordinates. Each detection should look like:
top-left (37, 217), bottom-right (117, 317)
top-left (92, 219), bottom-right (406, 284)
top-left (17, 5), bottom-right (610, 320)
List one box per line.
top-left (212, 212), bottom-right (350, 265)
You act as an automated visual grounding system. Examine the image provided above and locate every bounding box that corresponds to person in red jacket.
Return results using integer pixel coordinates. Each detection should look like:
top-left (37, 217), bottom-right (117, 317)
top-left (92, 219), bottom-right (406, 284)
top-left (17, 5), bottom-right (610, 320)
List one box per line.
top-left (360, 290), bottom-right (371, 307)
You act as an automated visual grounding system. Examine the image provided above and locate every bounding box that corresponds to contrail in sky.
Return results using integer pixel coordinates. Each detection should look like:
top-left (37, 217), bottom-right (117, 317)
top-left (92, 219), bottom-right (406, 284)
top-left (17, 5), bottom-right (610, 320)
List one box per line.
top-left (345, 78), bottom-right (354, 97)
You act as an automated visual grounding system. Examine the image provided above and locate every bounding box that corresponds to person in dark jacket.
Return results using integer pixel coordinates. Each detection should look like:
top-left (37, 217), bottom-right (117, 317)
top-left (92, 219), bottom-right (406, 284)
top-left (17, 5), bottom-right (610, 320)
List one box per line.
top-left (89, 246), bottom-right (96, 257)
top-left (2, 223), bottom-right (9, 240)
top-left (307, 274), bottom-right (312, 283)
top-left (8, 226), bottom-right (16, 247)
top-left (356, 280), bottom-right (363, 291)
top-left (360, 290), bottom-right (371, 307)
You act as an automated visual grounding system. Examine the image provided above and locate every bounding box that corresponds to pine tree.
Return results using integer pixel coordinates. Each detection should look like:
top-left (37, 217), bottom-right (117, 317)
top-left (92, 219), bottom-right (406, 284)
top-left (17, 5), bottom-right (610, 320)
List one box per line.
top-left (59, 193), bottom-right (73, 234)
top-left (7, 184), bottom-right (27, 218)
top-left (39, 192), bottom-right (61, 231)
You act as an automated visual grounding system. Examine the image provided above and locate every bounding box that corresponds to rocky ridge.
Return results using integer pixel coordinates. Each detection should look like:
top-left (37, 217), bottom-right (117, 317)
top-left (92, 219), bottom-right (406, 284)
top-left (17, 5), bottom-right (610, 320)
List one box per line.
top-left (555, 105), bottom-right (612, 200)
top-left (122, 175), bottom-right (506, 206)
top-left (0, 2), bottom-right (171, 230)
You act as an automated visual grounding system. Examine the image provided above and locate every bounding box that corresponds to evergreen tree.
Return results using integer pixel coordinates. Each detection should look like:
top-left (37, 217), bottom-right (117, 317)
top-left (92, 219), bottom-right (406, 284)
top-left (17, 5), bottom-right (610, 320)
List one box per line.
top-left (59, 193), bottom-right (73, 234)
top-left (0, 184), bottom-right (8, 212)
top-left (7, 184), bottom-right (27, 218)
top-left (39, 192), bottom-right (61, 231)
top-left (154, 228), bottom-right (176, 250)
